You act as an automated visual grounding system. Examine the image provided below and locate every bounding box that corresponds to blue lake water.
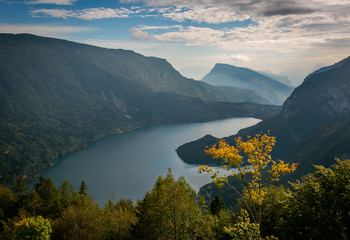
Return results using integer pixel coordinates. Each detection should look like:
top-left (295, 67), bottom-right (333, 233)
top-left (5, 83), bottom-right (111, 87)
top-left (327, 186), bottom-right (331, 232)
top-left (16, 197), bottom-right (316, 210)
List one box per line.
top-left (37, 117), bottom-right (260, 205)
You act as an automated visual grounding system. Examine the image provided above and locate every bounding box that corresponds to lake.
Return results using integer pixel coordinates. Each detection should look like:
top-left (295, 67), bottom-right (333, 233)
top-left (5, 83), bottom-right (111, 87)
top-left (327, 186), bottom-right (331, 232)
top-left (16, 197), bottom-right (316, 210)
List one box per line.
top-left (37, 117), bottom-right (260, 205)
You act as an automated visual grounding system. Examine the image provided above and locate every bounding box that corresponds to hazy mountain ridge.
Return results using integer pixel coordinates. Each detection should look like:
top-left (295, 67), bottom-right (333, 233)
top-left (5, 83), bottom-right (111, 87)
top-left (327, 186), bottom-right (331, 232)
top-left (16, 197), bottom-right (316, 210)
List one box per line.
top-left (201, 63), bottom-right (294, 105)
top-left (0, 34), bottom-right (280, 185)
top-left (257, 70), bottom-right (295, 87)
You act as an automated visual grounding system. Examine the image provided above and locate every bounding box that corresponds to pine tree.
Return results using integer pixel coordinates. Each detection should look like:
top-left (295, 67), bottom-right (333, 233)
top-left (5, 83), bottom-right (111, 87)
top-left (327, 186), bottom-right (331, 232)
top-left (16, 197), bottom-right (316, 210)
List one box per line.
top-left (79, 180), bottom-right (88, 196)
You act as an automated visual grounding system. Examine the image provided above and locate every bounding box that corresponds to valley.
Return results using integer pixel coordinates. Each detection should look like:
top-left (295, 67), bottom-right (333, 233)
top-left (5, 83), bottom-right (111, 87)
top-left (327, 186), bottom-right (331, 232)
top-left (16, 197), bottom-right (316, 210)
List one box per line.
top-left (0, 34), bottom-right (280, 185)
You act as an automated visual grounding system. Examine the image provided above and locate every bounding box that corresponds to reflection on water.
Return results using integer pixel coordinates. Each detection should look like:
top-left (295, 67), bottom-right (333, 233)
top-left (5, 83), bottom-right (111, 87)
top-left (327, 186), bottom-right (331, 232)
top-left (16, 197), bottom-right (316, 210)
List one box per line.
top-left (37, 118), bottom-right (260, 205)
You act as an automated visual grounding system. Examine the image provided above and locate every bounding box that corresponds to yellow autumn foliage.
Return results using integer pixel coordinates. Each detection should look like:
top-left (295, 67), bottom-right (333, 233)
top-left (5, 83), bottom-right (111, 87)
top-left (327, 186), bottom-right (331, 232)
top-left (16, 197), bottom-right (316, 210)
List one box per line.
top-left (199, 132), bottom-right (297, 224)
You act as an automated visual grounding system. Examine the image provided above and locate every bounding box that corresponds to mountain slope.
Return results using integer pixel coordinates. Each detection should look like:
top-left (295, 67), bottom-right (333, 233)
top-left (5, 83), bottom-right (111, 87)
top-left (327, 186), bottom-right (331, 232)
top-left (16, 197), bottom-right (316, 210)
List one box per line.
top-left (0, 34), bottom-right (280, 185)
top-left (1, 33), bottom-right (270, 105)
top-left (178, 56), bottom-right (350, 174)
top-left (202, 63), bottom-right (294, 105)
top-left (178, 56), bottom-right (350, 207)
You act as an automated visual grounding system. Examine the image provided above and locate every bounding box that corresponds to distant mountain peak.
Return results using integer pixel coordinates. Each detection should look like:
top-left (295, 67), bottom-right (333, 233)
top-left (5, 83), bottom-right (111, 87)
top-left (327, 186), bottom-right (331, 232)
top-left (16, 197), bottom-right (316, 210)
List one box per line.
top-left (202, 63), bottom-right (294, 105)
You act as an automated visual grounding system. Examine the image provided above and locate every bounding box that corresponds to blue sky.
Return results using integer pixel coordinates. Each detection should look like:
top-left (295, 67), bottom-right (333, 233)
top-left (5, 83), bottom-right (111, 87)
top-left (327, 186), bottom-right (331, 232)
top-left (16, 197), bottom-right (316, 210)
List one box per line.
top-left (1, 0), bottom-right (350, 85)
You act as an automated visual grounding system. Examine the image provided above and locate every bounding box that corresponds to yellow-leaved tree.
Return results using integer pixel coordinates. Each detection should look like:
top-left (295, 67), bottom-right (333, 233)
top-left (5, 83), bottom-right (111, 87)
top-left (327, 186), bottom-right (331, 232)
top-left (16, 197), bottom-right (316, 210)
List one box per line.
top-left (199, 132), bottom-right (297, 226)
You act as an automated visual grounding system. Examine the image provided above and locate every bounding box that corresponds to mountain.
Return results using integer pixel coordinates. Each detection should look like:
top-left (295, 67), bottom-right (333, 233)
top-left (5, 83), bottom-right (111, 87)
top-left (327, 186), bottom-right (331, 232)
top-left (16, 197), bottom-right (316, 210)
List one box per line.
top-left (178, 56), bottom-right (350, 178)
top-left (0, 34), bottom-right (280, 185)
top-left (257, 71), bottom-right (295, 87)
top-left (178, 56), bottom-right (350, 207)
top-left (201, 63), bottom-right (294, 105)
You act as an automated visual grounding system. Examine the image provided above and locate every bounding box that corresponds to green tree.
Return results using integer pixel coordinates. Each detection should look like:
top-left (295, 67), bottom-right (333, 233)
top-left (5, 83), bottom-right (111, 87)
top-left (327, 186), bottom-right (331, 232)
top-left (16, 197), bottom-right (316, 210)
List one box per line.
top-left (52, 196), bottom-right (103, 240)
top-left (211, 209), bottom-right (236, 240)
top-left (200, 132), bottom-right (297, 226)
top-left (238, 185), bottom-right (291, 238)
top-left (281, 159), bottom-right (350, 239)
top-left (14, 216), bottom-right (52, 240)
top-left (14, 175), bottom-right (29, 195)
top-left (58, 180), bottom-right (78, 208)
top-left (79, 180), bottom-right (88, 196)
top-left (209, 195), bottom-right (226, 216)
top-left (224, 209), bottom-right (260, 240)
top-left (133, 169), bottom-right (211, 240)
top-left (26, 176), bottom-right (62, 218)
top-left (102, 199), bottom-right (137, 240)
top-left (0, 185), bottom-right (18, 231)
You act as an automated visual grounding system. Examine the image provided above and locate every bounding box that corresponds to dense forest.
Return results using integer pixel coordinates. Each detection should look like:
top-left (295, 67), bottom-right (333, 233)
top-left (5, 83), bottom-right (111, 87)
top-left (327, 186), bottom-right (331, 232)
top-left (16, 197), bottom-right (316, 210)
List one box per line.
top-left (1, 136), bottom-right (349, 240)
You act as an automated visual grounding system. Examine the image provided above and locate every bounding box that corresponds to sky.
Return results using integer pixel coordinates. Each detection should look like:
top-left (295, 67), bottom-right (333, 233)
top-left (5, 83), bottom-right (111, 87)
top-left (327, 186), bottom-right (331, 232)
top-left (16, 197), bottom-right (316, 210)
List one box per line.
top-left (1, 0), bottom-right (350, 85)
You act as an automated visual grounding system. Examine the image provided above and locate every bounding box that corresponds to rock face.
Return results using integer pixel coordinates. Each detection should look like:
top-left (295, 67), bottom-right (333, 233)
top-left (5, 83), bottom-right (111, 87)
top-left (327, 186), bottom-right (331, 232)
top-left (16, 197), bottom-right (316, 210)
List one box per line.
top-left (201, 63), bottom-right (294, 105)
top-left (239, 56), bottom-right (350, 158)
top-left (282, 56), bottom-right (350, 122)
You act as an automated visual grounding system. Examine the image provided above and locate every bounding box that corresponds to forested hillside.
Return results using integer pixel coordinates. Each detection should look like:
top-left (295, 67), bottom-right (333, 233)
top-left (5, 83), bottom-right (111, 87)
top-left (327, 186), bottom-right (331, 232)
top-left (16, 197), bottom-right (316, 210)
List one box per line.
top-left (0, 34), bottom-right (280, 185)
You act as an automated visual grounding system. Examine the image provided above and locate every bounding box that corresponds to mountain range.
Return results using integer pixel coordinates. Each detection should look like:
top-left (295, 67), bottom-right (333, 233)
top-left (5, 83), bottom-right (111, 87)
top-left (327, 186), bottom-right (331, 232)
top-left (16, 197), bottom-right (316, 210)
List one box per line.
top-left (0, 34), bottom-right (280, 185)
top-left (201, 63), bottom-right (294, 105)
top-left (177, 56), bottom-right (350, 183)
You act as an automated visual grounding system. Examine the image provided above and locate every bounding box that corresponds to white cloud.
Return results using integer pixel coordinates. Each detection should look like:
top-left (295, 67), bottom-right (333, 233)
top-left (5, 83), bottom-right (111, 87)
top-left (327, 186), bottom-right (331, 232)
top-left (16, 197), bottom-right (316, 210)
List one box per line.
top-left (31, 7), bottom-right (134, 20)
top-left (77, 8), bottom-right (131, 20)
top-left (129, 27), bottom-right (154, 40)
top-left (154, 26), bottom-right (224, 45)
top-left (31, 9), bottom-right (76, 19)
top-left (26, 0), bottom-right (78, 5)
top-left (230, 54), bottom-right (252, 62)
top-left (161, 6), bottom-right (250, 23)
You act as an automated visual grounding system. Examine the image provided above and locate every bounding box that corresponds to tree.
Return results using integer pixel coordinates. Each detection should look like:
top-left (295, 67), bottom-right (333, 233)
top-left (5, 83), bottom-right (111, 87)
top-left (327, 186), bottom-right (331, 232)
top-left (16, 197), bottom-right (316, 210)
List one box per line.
top-left (238, 185), bottom-right (291, 238)
top-left (79, 180), bottom-right (88, 196)
top-left (52, 196), bottom-right (103, 240)
top-left (210, 208), bottom-right (236, 240)
top-left (224, 209), bottom-right (260, 240)
top-left (209, 195), bottom-right (225, 216)
top-left (14, 175), bottom-right (29, 195)
top-left (280, 159), bottom-right (350, 239)
top-left (58, 180), bottom-right (78, 208)
top-left (0, 185), bottom-right (18, 231)
top-left (199, 132), bottom-right (297, 225)
top-left (133, 169), bottom-right (211, 240)
top-left (102, 199), bottom-right (137, 240)
top-left (14, 216), bottom-right (52, 240)
top-left (26, 176), bottom-right (62, 218)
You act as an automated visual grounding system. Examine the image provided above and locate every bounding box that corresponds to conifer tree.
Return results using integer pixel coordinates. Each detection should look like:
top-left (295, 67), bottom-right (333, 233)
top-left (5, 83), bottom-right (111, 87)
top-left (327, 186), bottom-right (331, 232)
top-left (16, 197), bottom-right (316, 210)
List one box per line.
top-left (79, 180), bottom-right (88, 196)
top-left (209, 195), bottom-right (225, 216)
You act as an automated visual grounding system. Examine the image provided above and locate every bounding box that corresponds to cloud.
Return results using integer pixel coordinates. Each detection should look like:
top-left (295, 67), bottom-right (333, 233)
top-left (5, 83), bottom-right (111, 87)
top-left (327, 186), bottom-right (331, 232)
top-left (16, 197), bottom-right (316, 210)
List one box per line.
top-left (26, 0), bottom-right (78, 5)
top-left (129, 27), bottom-right (154, 40)
top-left (130, 8), bottom-right (350, 58)
top-left (31, 7), bottom-right (134, 20)
top-left (317, 37), bottom-right (350, 48)
top-left (161, 6), bottom-right (250, 23)
top-left (138, 25), bottom-right (183, 30)
top-left (31, 9), bottom-right (76, 19)
top-left (230, 54), bottom-right (252, 62)
top-left (77, 8), bottom-right (132, 20)
top-left (127, 0), bottom-right (349, 18)
top-left (152, 26), bottom-right (224, 45)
